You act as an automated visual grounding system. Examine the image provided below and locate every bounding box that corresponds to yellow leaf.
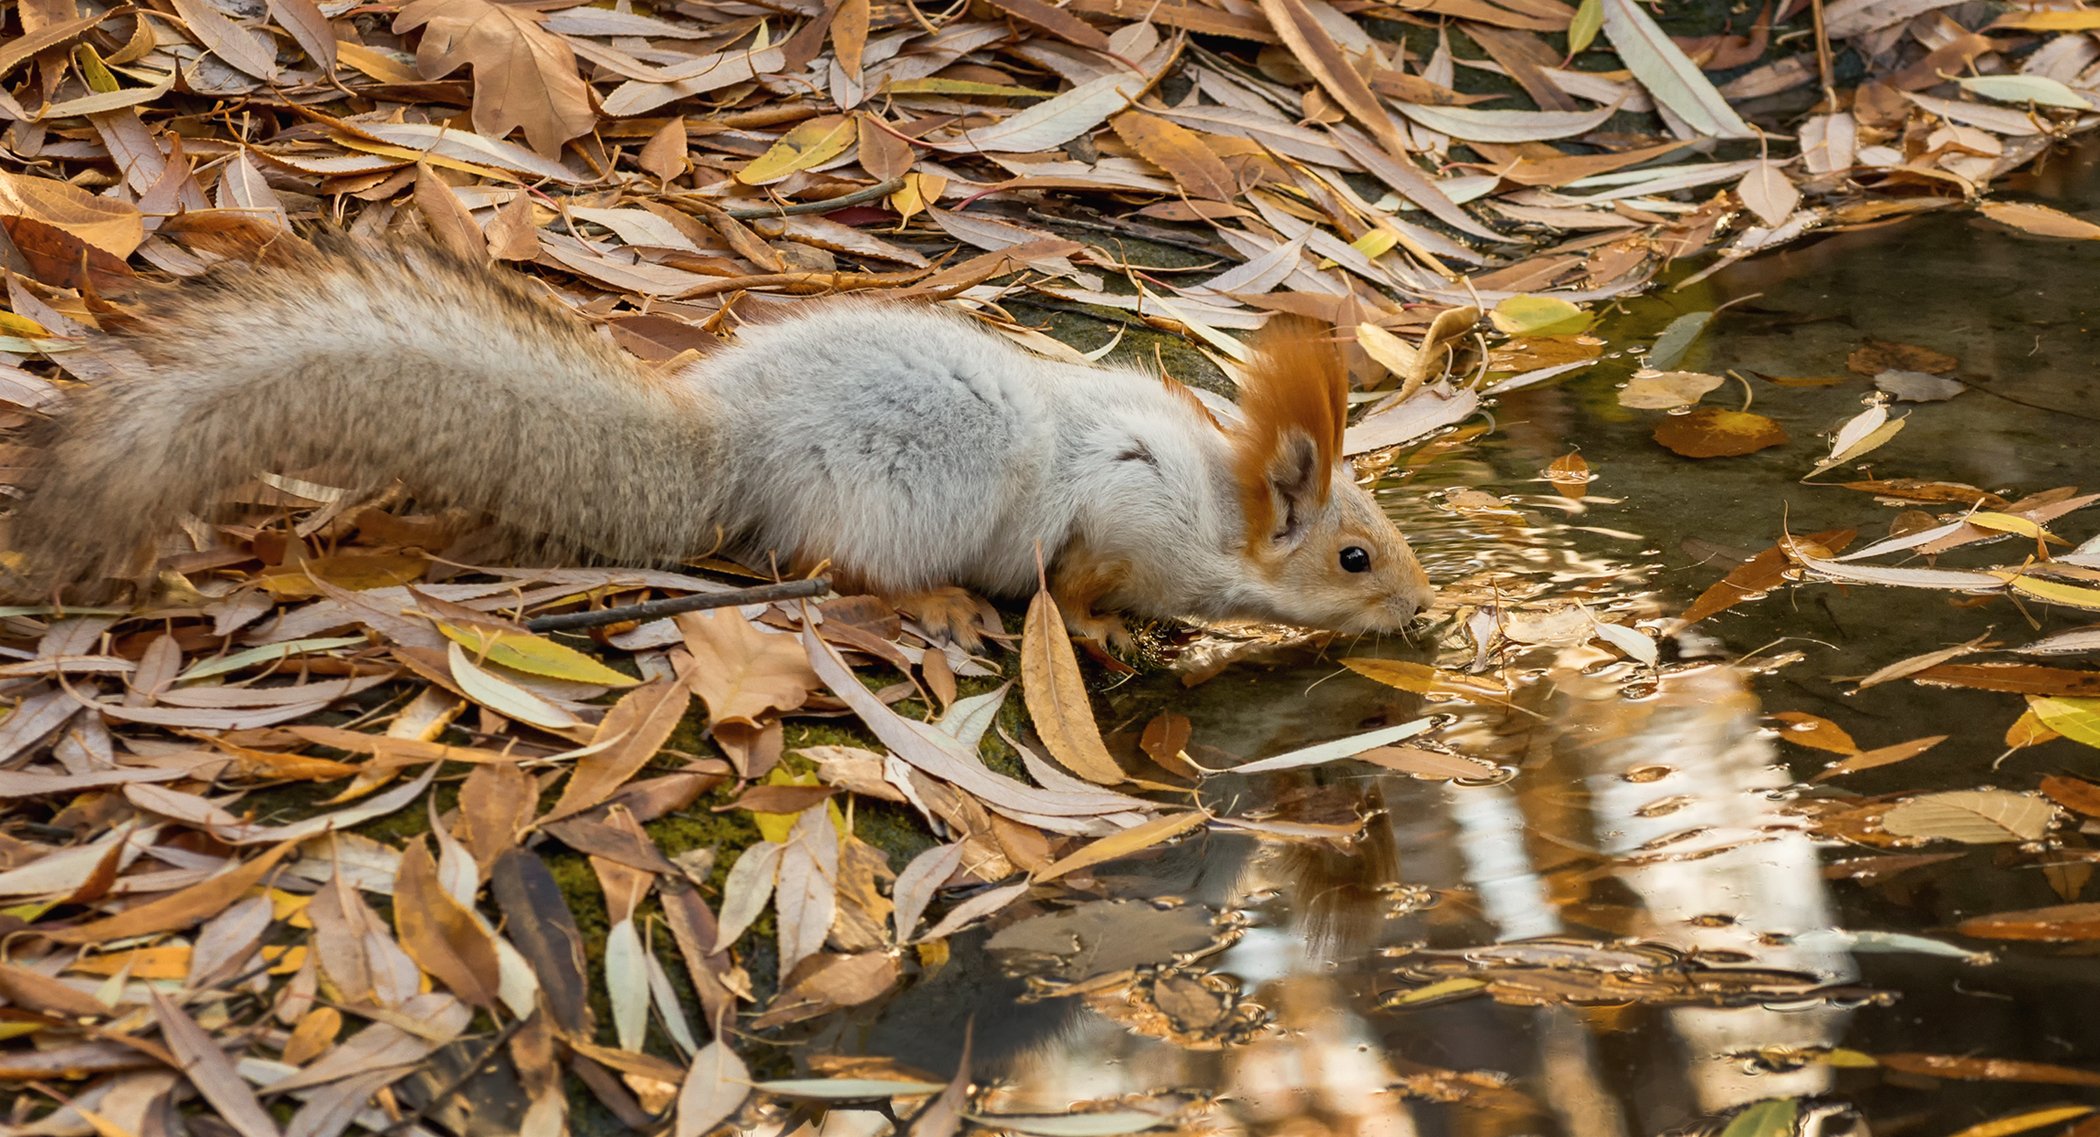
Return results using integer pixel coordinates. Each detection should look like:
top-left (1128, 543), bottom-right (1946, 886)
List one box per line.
top-left (887, 77), bottom-right (1055, 97)
top-left (1967, 511), bottom-right (2064, 543)
top-left (1034, 811), bottom-right (1209, 882)
top-left (738, 115), bottom-right (857, 186)
top-left (1490, 294), bottom-right (1592, 336)
top-left (2008, 706), bottom-right (2061, 749)
top-left (257, 553), bottom-right (429, 600)
top-left (1341, 657), bottom-right (1510, 701)
top-left (2030, 696), bottom-right (2100, 749)
top-left (1386, 976), bottom-right (1488, 1005)
top-left (1996, 573), bottom-right (2100, 612)
top-left (1569, 0), bottom-right (1602, 53)
top-left (1946, 1106), bottom-right (2093, 1137)
top-left (1349, 229), bottom-right (1398, 259)
top-left (1020, 589), bottom-right (1126, 785)
top-left (438, 622), bottom-right (639, 687)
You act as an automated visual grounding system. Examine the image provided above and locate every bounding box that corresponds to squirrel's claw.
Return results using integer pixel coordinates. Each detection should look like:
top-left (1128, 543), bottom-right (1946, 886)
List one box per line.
top-left (1064, 609), bottom-right (1134, 655)
top-left (894, 586), bottom-right (997, 651)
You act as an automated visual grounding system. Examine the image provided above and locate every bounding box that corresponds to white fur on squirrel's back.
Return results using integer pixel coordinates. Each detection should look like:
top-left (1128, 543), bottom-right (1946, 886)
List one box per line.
top-left (692, 302), bottom-right (1241, 601)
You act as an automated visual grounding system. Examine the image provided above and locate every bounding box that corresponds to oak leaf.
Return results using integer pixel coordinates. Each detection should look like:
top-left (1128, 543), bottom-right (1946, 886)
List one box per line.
top-left (394, 0), bottom-right (596, 156)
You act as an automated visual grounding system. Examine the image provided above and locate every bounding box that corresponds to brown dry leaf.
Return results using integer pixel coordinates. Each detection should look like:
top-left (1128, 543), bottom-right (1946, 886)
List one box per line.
top-left (1878, 1052), bottom-right (2100, 1087)
top-left (1980, 201), bottom-right (2100, 241)
top-left (152, 991), bottom-right (283, 1137)
top-left (754, 951), bottom-right (901, 1027)
top-left (1880, 790), bottom-right (2055, 844)
top-left (1912, 664), bottom-right (2100, 697)
top-left (393, 0), bottom-right (596, 156)
top-left (1112, 112), bottom-right (1236, 202)
top-left (1957, 902), bottom-right (2100, 941)
top-left (168, 0), bottom-right (278, 80)
top-left (1653, 407), bottom-right (1789, 458)
top-left (1810, 735), bottom-right (1945, 782)
top-left (1035, 811), bottom-right (1210, 882)
top-left (1847, 338), bottom-right (1957, 375)
top-left (2040, 775), bottom-right (2100, 818)
top-left (393, 838), bottom-right (502, 1009)
top-left (459, 761), bottom-right (538, 871)
top-left (46, 838), bottom-right (300, 944)
top-left (2008, 707), bottom-right (2062, 751)
top-left (1021, 588), bottom-right (1127, 785)
top-left (1258, 0), bottom-right (1402, 151)
top-left (680, 610), bottom-right (820, 729)
top-left (545, 671), bottom-right (692, 819)
top-left (1544, 451), bottom-right (1591, 500)
top-left (1768, 711), bottom-right (1859, 755)
top-left (1679, 529), bottom-right (1856, 624)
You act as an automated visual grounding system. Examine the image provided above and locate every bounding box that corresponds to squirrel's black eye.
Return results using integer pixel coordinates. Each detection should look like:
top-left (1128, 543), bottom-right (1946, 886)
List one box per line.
top-left (1339, 545), bottom-right (1371, 573)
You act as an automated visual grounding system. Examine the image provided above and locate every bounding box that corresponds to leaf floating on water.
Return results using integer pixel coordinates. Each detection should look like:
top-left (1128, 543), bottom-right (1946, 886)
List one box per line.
top-left (1810, 736), bottom-right (1945, 782)
top-left (2028, 696), bottom-right (2100, 747)
top-left (1808, 403), bottom-right (1904, 476)
top-left (1998, 572), bottom-right (2100, 612)
top-left (2040, 774), bottom-right (2100, 817)
top-left (1958, 902), bottom-right (2100, 942)
top-left (1943, 1105), bottom-right (2095, 1137)
top-left (1847, 338), bottom-right (1957, 375)
top-left (1034, 811), bottom-right (1209, 882)
top-left (1544, 451), bottom-right (1591, 500)
top-left (1735, 161), bottom-right (1799, 228)
top-left (1653, 408), bottom-right (1789, 458)
top-left (1873, 369), bottom-right (1965, 401)
top-left (1768, 711), bottom-right (1859, 755)
top-left (1490, 294), bottom-right (1592, 336)
top-left (1878, 1052), bottom-right (2100, 1087)
top-left (1980, 201), bottom-right (2100, 241)
top-left (1619, 370), bottom-right (1723, 410)
top-left (1879, 789), bottom-right (2055, 844)
top-left (1645, 311), bottom-right (1714, 371)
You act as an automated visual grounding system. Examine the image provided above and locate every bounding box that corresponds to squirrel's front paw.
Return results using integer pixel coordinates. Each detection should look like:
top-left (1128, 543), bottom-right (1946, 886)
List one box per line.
top-left (1064, 609), bottom-right (1134, 655)
top-left (893, 586), bottom-right (998, 651)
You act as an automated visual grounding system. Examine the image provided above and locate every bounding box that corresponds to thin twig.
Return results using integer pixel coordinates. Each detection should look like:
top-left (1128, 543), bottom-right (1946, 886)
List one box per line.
top-left (525, 577), bottom-right (832, 633)
top-left (720, 178), bottom-right (907, 220)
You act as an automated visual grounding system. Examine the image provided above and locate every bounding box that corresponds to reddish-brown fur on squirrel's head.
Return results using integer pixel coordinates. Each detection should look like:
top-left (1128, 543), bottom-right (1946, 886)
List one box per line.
top-left (1228, 317), bottom-right (1434, 633)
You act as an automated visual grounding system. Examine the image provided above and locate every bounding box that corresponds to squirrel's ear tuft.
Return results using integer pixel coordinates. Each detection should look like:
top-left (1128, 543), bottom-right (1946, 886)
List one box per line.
top-left (1233, 316), bottom-right (1347, 550)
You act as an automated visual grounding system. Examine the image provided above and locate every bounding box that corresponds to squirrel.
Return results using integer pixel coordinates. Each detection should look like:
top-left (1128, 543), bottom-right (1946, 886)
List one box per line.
top-left (8, 232), bottom-right (1434, 647)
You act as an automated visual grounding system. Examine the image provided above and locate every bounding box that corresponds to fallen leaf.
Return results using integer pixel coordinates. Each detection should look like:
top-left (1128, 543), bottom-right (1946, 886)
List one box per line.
top-left (1021, 588), bottom-right (1126, 785)
top-left (1619, 370), bottom-right (1723, 409)
top-left (1544, 451), bottom-right (1591, 499)
top-left (1035, 811), bottom-right (1209, 882)
top-left (1881, 790), bottom-right (2055, 844)
top-left (1490, 294), bottom-right (1592, 336)
top-left (1654, 408), bottom-right (1789, 458)
top-left (738, 115), bottom-right (857, 185)
top-left (393, 0), bottom-right (597, 155)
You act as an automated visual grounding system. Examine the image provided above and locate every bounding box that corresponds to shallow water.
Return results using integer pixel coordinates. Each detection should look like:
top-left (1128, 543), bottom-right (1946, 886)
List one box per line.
top-left (841, 144), bottom-right (2100, 1136)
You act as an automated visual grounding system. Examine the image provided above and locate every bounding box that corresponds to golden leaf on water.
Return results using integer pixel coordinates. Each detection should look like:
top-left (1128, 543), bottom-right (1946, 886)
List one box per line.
top-left (1653, 408), bottom-right (1788, 458)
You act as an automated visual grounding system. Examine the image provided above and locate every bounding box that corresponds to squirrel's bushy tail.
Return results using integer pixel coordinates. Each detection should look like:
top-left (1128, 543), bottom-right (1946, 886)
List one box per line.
top-left (10, 232), bottom-right (721, 590)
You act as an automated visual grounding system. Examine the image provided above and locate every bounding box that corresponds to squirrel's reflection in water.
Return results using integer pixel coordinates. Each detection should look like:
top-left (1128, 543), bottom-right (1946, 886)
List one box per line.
top-left (866, 652), bottom-right (1860, 1137)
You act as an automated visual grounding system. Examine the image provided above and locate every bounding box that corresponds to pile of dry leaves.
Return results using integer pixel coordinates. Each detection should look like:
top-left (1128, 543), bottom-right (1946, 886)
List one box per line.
top-left (9, 0), bottom-right (2100, 1131)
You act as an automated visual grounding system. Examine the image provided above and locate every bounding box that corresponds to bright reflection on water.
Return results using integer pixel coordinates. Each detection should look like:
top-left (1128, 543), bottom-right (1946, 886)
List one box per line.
top-left (851, 144), bottom-right (2100, 1137)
